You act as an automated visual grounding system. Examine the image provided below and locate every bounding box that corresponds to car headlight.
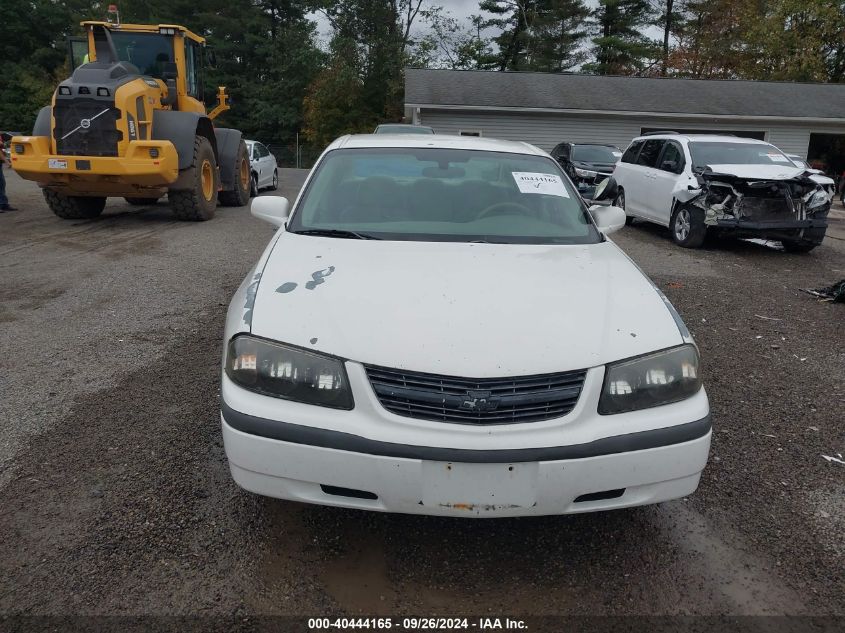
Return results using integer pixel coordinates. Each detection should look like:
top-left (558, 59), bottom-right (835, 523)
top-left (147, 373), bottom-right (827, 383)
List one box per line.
top-left (225, 335), bottom-right (353, 409)
top-left (574, 167), bottom-right (598, 178)
top-left (598, 345), bottom-right (701, 415)
top-left (806, 188), bottom-right (829, 209)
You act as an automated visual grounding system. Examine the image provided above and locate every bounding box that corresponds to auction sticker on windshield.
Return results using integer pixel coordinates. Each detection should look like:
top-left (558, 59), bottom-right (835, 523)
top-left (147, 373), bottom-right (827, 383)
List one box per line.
top-left (512, 172), bottom-right (570, 197)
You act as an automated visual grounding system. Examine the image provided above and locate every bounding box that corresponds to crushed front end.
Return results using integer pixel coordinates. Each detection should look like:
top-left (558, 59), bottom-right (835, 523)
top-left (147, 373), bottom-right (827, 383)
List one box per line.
top-left (688, 167), bottom-right (830, 250)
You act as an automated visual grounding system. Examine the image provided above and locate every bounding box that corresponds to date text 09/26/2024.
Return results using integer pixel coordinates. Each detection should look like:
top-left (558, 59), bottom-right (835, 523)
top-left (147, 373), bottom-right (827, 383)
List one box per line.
top-left (308, 617), bottom-right (527, 630)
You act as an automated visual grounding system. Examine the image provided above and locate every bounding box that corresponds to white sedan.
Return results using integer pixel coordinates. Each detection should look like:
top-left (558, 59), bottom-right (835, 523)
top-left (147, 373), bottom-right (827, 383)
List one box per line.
top-left (221, 134), bottom-right (711, 518)
top-left (245, 140), bottom-right (278, 196)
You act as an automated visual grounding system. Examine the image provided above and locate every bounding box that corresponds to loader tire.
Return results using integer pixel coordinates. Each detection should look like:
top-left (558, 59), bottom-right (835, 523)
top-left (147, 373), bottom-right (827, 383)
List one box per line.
top-left (43, 190), bottom-right (106, 220)
top-left (168, 136), bottom-right (218, 221)
top-left (124, 197), bottom-right (160, 206)
top-left (218, 140), bottom-right (251, 207)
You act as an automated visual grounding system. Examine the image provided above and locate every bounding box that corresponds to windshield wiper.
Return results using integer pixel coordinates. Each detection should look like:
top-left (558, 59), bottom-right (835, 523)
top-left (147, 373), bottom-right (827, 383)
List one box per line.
top-left (293, 229), bottom-right (381, 240)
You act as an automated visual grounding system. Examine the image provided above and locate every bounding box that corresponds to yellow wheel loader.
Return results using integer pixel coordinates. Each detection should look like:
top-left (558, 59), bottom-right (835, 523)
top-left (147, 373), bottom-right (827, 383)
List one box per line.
top-left (10, 20), bottom-right (251, 221)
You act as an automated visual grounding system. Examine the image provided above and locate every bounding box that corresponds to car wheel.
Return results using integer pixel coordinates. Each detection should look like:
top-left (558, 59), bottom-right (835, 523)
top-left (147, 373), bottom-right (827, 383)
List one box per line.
top-left (615, 190), bottom-right (634, 225)
top-left (670, 204), bottom-right (706, 248)
top-left (250, 174), bottom-right (258, 197)
top-left (271, 170), bottom-right (278, 191)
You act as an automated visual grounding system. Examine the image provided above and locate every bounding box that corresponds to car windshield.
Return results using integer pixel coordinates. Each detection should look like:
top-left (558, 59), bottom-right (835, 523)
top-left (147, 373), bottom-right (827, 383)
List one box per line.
top-left (110, 32), bottom-right (174, 79)
top-left (688, 142), bottom-right (793, 171)
top-left (571, 145), bottom-right (621, 163)
top-left (288, 147), bottom-right (600, 244)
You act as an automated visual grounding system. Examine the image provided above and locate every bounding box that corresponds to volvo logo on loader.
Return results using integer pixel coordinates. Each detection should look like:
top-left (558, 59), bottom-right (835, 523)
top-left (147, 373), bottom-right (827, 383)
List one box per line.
top-left (80, 118), bottom-right (91, 129)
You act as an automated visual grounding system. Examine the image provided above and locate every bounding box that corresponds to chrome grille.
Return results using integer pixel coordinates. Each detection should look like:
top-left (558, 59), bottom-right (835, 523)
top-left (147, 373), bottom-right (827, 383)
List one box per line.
top-left (365, 365), bottom-right (586, 425)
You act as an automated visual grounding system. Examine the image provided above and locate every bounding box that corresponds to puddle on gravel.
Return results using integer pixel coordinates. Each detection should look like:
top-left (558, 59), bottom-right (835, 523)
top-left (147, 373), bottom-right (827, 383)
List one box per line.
top-left (320, 532), bottom-right (397, 615)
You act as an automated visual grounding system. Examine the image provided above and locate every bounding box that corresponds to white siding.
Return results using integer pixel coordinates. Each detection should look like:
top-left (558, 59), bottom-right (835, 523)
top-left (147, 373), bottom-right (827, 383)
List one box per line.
top-left (419, 109), bottom-right (845, 158)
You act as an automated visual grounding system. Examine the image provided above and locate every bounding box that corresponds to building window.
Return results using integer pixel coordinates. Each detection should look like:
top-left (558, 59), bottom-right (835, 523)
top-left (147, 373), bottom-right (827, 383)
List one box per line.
top-left (459, 130), bottom-right (482, 137)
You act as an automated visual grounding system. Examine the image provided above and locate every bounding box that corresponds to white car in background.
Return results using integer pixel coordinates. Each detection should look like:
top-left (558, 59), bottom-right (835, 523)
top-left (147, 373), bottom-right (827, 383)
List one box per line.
top-left (245, 140), bottom-right (278, 196)
top-left (220, 134), bottom-right (711, 518)
top-left (612, 134), bottom-right (831, 252)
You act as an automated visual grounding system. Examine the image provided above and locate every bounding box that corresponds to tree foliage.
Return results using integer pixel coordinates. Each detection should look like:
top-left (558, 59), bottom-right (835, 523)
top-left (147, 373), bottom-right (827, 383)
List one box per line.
top-left (584, 0), bottom-right (659, 75)
top-left (477, 0), bottom-right (590, 71)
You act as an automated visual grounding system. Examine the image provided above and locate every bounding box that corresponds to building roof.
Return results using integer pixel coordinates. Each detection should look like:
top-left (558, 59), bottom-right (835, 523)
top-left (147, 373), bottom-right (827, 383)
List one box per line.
top-left (405, 68), bottom-right (845, 121)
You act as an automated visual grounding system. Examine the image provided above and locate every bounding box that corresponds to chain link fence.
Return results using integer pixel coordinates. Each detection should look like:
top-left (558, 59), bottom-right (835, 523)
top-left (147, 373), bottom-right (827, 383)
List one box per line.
top-left (268, 141), bottom-right (324, 170)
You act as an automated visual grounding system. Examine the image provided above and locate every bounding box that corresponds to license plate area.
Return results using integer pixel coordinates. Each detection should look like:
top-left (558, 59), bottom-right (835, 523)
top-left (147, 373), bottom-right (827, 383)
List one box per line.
top-left (421, 461), bottom-right (539, 510)
top-left (48, 159), bottom-right (68, 169)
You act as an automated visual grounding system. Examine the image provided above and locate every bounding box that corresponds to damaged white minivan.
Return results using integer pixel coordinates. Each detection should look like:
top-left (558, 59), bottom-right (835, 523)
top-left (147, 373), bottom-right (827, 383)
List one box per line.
top-left (221, 134), bottom-right (711, 517)
top-left (613, 133), bottom-right (831, 252)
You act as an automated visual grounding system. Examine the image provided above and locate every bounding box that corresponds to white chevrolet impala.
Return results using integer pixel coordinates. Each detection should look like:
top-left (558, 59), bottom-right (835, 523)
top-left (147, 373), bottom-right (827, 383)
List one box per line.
top-left (221, 134), bottom-right (711, 517)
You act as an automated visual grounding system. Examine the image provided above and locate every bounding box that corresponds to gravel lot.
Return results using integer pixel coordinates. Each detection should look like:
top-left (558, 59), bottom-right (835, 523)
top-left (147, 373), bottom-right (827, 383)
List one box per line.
top-left (0, 167), bottom-right (843, 624)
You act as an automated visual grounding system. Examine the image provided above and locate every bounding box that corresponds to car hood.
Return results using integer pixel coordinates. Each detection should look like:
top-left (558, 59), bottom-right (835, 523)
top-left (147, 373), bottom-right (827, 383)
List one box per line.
top-left (250, 234), bottom-right (684, 377)
top-left (704, 164), bottom-right (806, 180)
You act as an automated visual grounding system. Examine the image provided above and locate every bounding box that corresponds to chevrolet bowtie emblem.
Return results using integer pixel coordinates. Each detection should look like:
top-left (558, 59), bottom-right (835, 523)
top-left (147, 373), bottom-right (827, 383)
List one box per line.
top-left (460, 390), bottom-right (499, 412)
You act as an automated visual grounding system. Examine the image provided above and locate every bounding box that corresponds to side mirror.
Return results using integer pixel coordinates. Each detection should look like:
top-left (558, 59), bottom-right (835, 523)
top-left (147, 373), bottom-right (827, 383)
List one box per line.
top-left (251, 196), bottom-right (289, 227)
top-left (592, 176), bottom-right (618, 203)
top-left (589, 204), bottom-right (626, 236)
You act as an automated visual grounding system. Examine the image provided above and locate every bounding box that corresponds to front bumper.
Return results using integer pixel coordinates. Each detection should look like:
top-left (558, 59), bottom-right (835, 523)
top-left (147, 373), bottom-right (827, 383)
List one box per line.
top-left (222, 412), bottom-right (710, 517)
top-left (221, 364), bottom-right (711, 517)
top-left (715, 217), bottom-right (828, 230)
top-left (10, 135), bottom-right (179, 193)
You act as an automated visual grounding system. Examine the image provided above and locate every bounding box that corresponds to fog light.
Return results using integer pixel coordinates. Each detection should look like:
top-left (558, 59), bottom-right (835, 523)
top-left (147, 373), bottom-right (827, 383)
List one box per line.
top-left (97, 87), bottom-right (110, 97)
top-left (14, 144), bottom-right (25, 154)
top-left (149, 148), bottom-right (159, 158)
top-left (59, 86), bottom-right (71, 96)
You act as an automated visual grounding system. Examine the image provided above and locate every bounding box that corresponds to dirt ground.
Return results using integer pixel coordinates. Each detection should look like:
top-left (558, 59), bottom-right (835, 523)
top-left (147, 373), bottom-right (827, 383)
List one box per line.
top-left (0, 167), bottom-right (843, 629)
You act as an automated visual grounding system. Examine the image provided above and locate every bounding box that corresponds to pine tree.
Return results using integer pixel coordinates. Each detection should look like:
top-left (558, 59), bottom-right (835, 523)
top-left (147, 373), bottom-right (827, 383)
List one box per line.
top-left (584, 0), bottom-right (659, 75)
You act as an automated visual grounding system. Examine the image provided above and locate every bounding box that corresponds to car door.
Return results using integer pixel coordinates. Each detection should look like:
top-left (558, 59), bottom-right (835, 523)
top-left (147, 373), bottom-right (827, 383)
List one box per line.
top-left (650, 141), bottom-right (686, 226)
top-left (249, 144), bottom-right (260, 183)
top-left (253, 144), bottom-right (266, 187)
top-left (262, 144), bottom-right (277, 186)
top-left (624, 139), bottom-right (664, 219)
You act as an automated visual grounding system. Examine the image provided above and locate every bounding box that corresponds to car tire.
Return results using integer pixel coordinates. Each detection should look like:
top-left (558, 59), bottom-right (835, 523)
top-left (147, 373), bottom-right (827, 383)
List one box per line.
top-left (124, 197), bottom-right (160, 206)
top-left (270, 170), bottom-right (278, 191)
top-left (43, 190), bottom-right (106, 219)
top-left (168, 135), bottom-right (218, 221)
top-left (218, 141), bottom-right (251, 207)
top-left (782, 227), bottom-right (825, 253)
top-left (670, 204), bottom-right (706, 248)
top-left (615, 190), bottom-right (634, 225)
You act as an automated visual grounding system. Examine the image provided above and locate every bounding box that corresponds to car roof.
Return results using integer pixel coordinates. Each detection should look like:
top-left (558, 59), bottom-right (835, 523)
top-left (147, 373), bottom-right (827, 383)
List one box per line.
top-left (634, 133), bottom-right (771, 145)
top-left (328, 134), bottom-right (547, 156)
top-left (375, 123), bottom-right (432, 129)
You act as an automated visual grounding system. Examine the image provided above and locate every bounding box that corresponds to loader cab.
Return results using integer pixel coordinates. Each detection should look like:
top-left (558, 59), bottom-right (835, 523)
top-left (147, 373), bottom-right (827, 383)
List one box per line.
top-left (79, 22), bottom-right (208, 115)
